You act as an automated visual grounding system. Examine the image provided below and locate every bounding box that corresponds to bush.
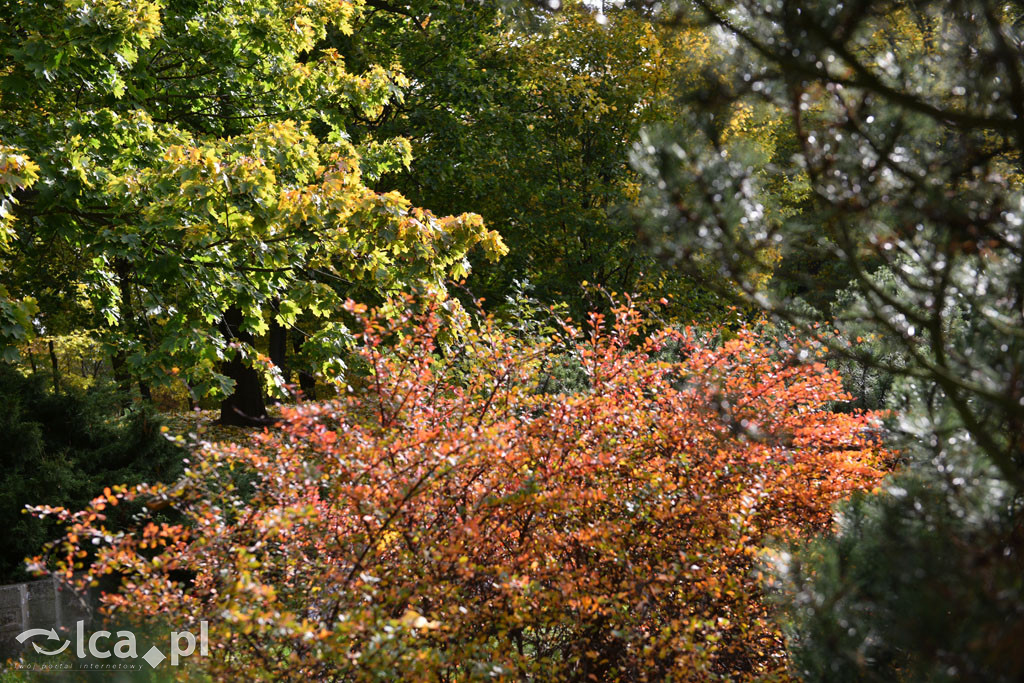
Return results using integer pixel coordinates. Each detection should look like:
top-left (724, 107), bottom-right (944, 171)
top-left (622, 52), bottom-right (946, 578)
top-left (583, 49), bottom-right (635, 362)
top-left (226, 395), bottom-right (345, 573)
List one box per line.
top-left (0, 364), bottom-right (184, 582)
top-left (35, 301), bottom-right (890, 680)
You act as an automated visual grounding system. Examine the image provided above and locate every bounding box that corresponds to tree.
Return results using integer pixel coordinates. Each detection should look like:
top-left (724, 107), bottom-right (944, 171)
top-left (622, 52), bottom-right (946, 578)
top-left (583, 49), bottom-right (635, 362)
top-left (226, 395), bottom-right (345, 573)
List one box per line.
top-left (0, 145), bottom-right (39, 361)
top-left (0, 0), bottom-right (506, 424)
top-left (34, 299), bottom-right (889, 679)
top-left (337, 0), bottom-right (740, 318)
top-left (635, 0), bottom-right (1024, 677)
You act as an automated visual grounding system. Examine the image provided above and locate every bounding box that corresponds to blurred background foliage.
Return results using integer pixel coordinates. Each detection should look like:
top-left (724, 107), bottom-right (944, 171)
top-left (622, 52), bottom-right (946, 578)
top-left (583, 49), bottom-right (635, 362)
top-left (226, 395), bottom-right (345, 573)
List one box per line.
top-left (634, 1), bottom-right (1024, 680)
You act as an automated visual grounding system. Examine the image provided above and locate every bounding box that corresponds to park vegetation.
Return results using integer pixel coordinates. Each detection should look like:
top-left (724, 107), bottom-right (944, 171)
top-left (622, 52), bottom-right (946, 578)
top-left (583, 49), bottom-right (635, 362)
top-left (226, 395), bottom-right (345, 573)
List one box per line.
top-left (1, 0), bottom-right (1022, 680)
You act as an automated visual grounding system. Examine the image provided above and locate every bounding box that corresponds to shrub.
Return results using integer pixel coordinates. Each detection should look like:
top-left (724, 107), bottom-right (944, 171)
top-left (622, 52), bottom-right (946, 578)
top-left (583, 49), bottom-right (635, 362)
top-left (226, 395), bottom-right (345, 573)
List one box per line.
top-left (0, 364), bottom-right (184, 582)
top-left (34, 301), bottom-right (890, 680)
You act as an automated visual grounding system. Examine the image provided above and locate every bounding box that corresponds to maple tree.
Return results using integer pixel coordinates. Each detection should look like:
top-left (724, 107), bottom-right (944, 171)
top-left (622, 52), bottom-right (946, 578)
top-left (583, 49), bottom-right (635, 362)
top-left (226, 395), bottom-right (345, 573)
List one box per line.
top-left (33, 300), bottom-right (890, 679)
top-left (0, 0), bottom-right (506, 424)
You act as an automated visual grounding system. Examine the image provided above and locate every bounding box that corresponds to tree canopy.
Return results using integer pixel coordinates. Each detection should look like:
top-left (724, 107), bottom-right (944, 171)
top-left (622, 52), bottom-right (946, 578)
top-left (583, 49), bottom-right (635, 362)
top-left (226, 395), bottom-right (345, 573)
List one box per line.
top-left (0, 0), bottom-right (505, 422)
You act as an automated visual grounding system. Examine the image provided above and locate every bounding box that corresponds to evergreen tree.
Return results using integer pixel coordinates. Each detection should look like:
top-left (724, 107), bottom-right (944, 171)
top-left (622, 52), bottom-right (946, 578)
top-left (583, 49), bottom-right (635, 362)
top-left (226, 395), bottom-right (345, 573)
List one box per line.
top-left (639, 1), bottom-right (1024, 678)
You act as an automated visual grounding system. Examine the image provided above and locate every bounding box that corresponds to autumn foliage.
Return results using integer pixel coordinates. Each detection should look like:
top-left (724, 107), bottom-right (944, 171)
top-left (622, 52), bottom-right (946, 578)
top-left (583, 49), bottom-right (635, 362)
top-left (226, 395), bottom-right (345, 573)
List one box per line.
top-left (33, 301), bottom-right (890, 680)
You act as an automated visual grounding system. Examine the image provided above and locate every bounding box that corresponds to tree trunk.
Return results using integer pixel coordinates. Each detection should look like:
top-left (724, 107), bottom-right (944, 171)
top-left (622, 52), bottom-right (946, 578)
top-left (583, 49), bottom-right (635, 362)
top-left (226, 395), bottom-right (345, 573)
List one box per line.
top-left (218, 307), bottom-right (271, 426)
top-left (268, 309), bottom-right (288, 404)
top-left (110, 351), bottom-right (132, 410)
top-left (292, 330), bottom-right (316, 400)
top-left (112, 259), bottom-right (135, 406)
top-left (47, 339), bottom-right (60, 393)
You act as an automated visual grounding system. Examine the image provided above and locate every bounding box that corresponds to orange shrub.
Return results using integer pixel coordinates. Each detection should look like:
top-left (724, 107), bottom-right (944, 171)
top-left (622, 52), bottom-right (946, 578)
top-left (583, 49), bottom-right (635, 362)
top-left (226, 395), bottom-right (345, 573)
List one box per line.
top-left (33, 301), bottom-right (890, 680)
